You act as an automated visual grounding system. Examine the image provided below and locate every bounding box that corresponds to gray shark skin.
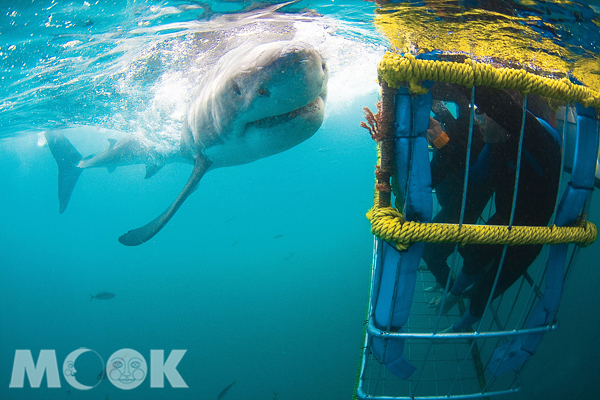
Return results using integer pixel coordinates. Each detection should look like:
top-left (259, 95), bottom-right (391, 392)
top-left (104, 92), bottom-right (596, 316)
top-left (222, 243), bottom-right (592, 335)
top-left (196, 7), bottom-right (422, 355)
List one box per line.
top-left (78, 135), bottom-right (185, 178)
top-left (46, 41), bottom-right (328, 246)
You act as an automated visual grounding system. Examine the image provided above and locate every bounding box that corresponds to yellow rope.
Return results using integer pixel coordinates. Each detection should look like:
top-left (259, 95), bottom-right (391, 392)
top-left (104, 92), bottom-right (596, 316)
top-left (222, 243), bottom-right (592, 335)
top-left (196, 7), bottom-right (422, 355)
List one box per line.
top-left (370, 53), bottom-right (599, 250)
top-left (378, 53), bottom-right (600, 110)
top-left (367, 207), bottom-right (597, 251)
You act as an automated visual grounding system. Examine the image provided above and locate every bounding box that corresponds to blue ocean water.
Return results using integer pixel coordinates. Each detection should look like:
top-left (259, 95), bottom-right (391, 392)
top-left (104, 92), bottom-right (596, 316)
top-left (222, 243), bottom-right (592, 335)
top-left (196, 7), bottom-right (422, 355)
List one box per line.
top-left (0, 1), bottom-right (599, 400)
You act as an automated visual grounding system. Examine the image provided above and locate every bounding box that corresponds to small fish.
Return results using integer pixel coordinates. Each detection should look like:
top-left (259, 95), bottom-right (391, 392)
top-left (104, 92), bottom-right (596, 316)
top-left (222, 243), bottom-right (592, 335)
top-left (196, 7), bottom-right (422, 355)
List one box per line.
top-left (283, 252), bottom-right (296, 262)
top-left (231, 238), bottom-right (241, 247)
top-left (273, 391), bottom-right (278, 400)
top-left (66, 383), bottom-right (71, 395)
top-left (90, 292), bottom-right (115, 301)
top-left (217, 381), bottom-right (235, 400)
top-left (272, 234), bottom-right (285, 239)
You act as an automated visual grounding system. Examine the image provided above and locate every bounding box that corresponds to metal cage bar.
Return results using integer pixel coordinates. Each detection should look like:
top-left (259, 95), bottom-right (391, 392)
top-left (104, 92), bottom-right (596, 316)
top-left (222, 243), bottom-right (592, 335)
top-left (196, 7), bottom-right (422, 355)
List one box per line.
top-left (355, 78), bottom-right (598, 399)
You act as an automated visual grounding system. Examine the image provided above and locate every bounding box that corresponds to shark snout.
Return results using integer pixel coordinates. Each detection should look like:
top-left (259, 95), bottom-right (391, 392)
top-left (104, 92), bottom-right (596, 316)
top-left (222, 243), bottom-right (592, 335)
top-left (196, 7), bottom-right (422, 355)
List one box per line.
top-left (275, 42), bottom-right (328, 102)
top-left (282, 42), bottom-right (328, 81)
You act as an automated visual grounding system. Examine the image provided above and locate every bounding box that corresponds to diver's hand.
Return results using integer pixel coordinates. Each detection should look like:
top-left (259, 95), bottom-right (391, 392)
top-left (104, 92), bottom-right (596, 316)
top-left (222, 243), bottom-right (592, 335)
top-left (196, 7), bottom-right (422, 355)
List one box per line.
top-left (427, 117), bottom-right (450, 150)
top-left (426, 117), bottom-right (443, 143)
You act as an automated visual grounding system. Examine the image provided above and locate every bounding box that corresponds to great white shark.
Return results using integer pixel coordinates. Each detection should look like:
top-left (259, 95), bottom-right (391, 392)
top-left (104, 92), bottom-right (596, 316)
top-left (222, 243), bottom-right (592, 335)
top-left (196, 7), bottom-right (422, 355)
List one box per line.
top-left (45, 40), bottom-right (328, 245)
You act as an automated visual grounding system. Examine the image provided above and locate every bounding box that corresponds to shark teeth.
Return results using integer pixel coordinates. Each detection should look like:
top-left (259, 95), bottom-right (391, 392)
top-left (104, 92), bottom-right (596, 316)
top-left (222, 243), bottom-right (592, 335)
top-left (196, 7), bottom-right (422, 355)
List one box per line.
top-left (248, 94), bottom-right (324, 129)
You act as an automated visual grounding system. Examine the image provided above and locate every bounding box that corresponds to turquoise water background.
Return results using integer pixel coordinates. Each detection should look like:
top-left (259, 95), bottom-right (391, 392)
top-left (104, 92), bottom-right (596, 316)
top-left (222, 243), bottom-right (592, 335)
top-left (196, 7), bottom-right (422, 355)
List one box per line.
top-left (1, 1), bottom-right (599, 399)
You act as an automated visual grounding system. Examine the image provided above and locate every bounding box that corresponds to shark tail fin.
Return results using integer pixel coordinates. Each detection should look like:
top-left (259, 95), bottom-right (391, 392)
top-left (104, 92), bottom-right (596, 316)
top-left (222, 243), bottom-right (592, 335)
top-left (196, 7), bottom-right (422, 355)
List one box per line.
top-left (90, 294), bottom-right (94, 302)
top-left (45, 131), bottom-right (83, 214)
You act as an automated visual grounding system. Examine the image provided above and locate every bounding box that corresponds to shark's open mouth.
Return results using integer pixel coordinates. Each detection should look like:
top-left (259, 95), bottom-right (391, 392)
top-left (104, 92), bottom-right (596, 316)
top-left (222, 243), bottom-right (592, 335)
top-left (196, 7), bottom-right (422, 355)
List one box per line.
top-left (247, 93), bottom-right (326, 129)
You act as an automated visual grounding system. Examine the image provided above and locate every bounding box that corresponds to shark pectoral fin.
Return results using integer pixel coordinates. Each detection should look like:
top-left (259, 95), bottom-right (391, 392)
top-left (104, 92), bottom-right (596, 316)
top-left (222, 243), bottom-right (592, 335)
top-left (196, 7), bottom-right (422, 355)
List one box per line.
top-left (144, 163), bottom-right (163, 179)
top-left (45, 131), bottom-right (83, 214)
top-left (118, 155), bottom-right (212, 246)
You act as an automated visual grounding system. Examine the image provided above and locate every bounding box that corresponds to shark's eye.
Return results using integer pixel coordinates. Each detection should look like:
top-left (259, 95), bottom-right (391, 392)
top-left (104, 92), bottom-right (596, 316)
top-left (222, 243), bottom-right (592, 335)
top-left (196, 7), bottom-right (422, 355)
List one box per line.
top-left (231, 82), bottom-right (241, 95)
top-left (258, 88), bottom-right (270, 97)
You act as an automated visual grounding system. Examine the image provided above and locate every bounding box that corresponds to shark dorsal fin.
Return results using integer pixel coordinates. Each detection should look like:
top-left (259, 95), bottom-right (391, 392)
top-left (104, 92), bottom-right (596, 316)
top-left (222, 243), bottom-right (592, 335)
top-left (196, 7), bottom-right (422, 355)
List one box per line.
top-left (107, 165), bottom-right (117, 174)
top-left (107, 138), bottom-right (117, 149)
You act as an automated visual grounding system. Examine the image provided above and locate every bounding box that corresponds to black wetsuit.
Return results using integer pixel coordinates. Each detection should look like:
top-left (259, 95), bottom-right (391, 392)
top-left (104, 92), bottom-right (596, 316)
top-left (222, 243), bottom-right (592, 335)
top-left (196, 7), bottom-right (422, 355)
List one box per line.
top-left (425, 86), bottom-right (561, 318)
top-left (422, 88), bottom-right (490, 288)
top-left (461, 87), bottom-right (561, 317)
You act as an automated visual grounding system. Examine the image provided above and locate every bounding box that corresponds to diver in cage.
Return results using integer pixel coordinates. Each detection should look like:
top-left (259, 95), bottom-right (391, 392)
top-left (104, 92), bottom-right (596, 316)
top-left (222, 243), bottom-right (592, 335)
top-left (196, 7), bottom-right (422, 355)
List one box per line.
top-left (421, 83), bottom-right (491, 295)
top-left (425, 86), bottom-right (561, 332)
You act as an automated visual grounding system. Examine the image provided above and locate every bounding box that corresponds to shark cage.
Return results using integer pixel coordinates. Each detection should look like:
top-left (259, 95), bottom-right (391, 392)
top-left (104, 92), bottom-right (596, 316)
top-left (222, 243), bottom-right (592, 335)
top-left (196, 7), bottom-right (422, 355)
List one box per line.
top-left (353, 1), bottom-right (600, 399)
